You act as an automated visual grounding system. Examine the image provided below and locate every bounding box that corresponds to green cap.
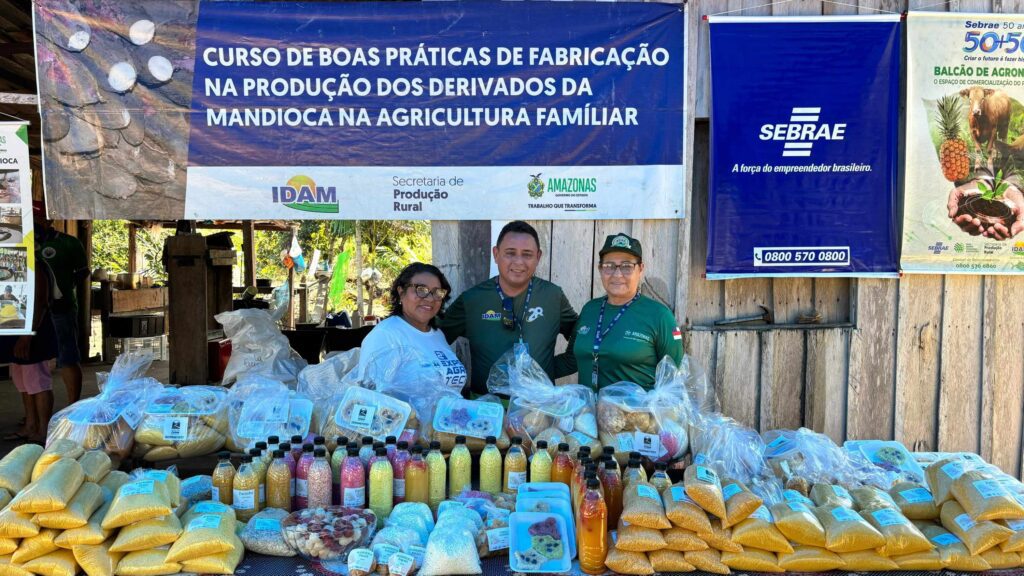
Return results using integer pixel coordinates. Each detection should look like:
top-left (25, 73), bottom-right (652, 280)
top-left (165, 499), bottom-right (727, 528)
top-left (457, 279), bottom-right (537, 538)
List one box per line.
top-left (599, 233), bottom-right (642, 260)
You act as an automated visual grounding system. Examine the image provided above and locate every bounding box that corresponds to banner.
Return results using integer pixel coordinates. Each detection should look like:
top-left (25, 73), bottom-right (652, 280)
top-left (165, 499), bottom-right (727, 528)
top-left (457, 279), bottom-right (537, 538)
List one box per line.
top-left (0, 122), bottom-right (35, 336)
top-left (706, 16), bottom-right (901, 278)
top-left (903, 13), bottom-right (1024, 273)
top-left (34, 0), bottom-right (686, 221)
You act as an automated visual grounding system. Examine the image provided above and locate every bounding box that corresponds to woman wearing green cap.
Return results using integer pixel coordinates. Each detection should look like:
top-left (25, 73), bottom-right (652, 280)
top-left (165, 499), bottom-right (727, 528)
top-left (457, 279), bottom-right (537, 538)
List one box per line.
top-left (571, 233), bottom-right (684, 390)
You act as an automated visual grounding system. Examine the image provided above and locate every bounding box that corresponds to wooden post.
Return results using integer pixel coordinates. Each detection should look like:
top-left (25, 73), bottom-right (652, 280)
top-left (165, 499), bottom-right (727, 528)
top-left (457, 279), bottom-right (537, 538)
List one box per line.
top-left (166, 234), bottom-right (209, 385)
top-left (242, 220), bottom-right (255, 288)
top-left (287, 265), bottom-right (295, 329)
top-left (77, 220), bottom-right (92, 361)
top-left (354, 221), bottom-right (363, 326)
top-left (299, 283), bottom-right (308, 324)
top-left (127, 223), bottom-right (139, 277)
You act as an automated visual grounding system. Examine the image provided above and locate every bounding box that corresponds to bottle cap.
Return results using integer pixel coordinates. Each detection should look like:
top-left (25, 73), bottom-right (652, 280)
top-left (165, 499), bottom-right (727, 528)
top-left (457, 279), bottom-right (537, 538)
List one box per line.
top-left (314, 448), bottom-right (326, 457)
top-left (603, 446), bottom-right (615, 456)
top-left (486, 436), bottom-right (497, 444)
top-left (337, 436), bottom-right (349, 448)
top-left (512, 436), bottom-right (523, 445)
top-left (249, 448), bottom-right (261, 457)
top-left (411, 445), bottom-right (423, 454)
top-left (273, 450), bottom-right (284, 458)
top-left (628, 459), bottom-right (641, 468)
top-left (291, 435), bottom-right (303, 444)
top-left (629, 451), bottom-right (641, 460)
top-left (536, 440), bottom-right (548, 450)
top-left (314, 436), bottom-right (325, 445)
top-left (267, 436), bottom-right (280, 445)
top-left (580, 446), bottom-right (592, 454)
top-left (558, 443), bottom-right (570, 452)
top-left (586, 462), bottom-right (597, 472)
top-left (242, 454), bottom-right (252, 463)
top-left (218, 451), bottom-right (230, 459)
top-left (599, 454), bottom-right (611, 462)
top-left (386, 435), bottom-right (397, 444)
top-left (655, 462), bottom-right (668, 470)
top-left (362, 437), bottom-right (374, 445)
top-left (373, 442), bottom-right (384, 449)
top-left (376, 447), bottom-right (388, 457)
top-left (303, 444), bottom-right (314, 453)
top-left (580, 457), bottom-right (592, 466)
top-left (603, 459), bottom-right (618, 470)
top-left (255, 441), bottom-right (268, 450)
top-left (279, 443), bottom-right (291, 452)
top-left (455, 435), bottom-right (467, 444)
top-left (430, 441), bottom-right (441, 449)
top-left (587, 477), bottom-right (601, 489)
top-left (348, 446), bottom-right (359, 456)
top-left (397, 441), bottom-right (409, 450)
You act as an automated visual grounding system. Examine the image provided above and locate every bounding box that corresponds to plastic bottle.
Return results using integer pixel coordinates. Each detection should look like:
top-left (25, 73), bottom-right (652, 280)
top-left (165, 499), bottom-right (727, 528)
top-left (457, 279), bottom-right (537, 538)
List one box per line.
top-left (572, 456), bottom-right (592, 511)
top-left (295, 444), bottom-right (315, 509)
top-left (369, 447), bottom-right (394, 527)
top-left (449, 435), bottom-right (472, 497)
top-left (290, 436), bottom-right (305, 463)
top-left (578, 477), bottom-right (608, 575)
top-left (331, 436), bottom-right (350, 506)
top-left (552, 443), bottom-right (573, 487)
top-left (385, 435), bottom-right (398, 461)
top-left (341, 445), bottom-right (366, 508)
top-left (405, 445), bottom-right (428, 504)
top-left (426, 441), bottom-right (447, 514)
top-left (249, 448), bottom-right (267, 507)
top-left (504, 436), bottom-right (527, 494)
top-left (359, 437), bottom-right (375, 466)
top-left (623, 458), bottom-right (647, 490)
top-left (267, 435), bottom-right (280, 453)
top-left (255, 442), bottom-right (270, 466)
top-left (599, 458), bottom-right (623, 528)
top-left (212, 451), bottom-right (235, 506)
top-left (530, 440), bottom-right (553, 484)
top-left (308, 447), bottom-right (333, 510)
top-left (233, 455), bottom-right (260, 522)
top-left (392, 441), bottom-right (410, 505)
top-left (602, 446), bottom-right (620, 474)
top-left (479, 436), bottom-right (502, 495)
top-left (266, 450), bottom-right (292, 512)
top-left (650, 462), bottom-right (672, 492)
top-left (279, 443), bottom-right (296, 501)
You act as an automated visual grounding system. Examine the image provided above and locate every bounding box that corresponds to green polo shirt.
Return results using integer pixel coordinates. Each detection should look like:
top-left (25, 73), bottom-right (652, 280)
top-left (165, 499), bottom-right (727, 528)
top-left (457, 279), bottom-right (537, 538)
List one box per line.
top-left (37, 230), bottom-right (87, 313)
top-left (439, 277), bottom-right (578, 395)
top-left (571, 295), bottom-right (683, 391)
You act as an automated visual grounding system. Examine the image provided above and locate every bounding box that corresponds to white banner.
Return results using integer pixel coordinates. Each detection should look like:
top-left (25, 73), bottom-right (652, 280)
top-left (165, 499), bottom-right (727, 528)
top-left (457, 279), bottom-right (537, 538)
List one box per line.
top-left (0, 121), bottom-right (35, 335)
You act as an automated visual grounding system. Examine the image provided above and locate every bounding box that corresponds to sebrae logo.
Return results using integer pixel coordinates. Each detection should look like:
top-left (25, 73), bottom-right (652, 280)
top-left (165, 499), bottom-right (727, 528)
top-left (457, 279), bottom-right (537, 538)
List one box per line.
top-left (271, 175), bottom-right (338, 214)
top-left (759, 107), bottom-right (846, 158)
top-left (928, 241), bottom-right (950, 255)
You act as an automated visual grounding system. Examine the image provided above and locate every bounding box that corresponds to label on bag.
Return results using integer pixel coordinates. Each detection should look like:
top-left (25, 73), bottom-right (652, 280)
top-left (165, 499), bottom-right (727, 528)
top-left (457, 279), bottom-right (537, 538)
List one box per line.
top-left (348, 549), bottom-right (375, 572)
top-left (931, 533), bottom-right (961, 546)
top-left (486, 527), bottom-right (510, 551)
top-left (871, 508), bottom-right (906, 527)
top-left (831, 507), bottom-right (859, 522)
top-left (616, 432), bottom-right (635, 452)
top-left (974, 479), bottom-right (1007, 499)
top-left (696, 466), bottom-right (719, 485)
top-left (750, 506), bottom-right (773, 522)
top-left (254, 518), bottom-right (281, 532)
top-left (788, 502), bottom-right (810, 513)
top-left (122, 480), bottom-right (155, 497)
top-left (569, 431), bottom-right (593, 447)
top-left (722, 483), bottom-right (743, 501)
top-left (954, 513), bottom-right (976, 531)
top-left (637, 484), bottom-right (660, 501)
top-left (120, 404), bottom-right (143, 428)
top-left (374, 543), bottom-right (400, 564)
top-left (211, 486), bottom-right (219, 502)
top-left (233, 489), bottom-right (255, 510)
top-left (388, 553), bottom-right (416, 576)
top-left (899, 487), bottom-right (933, 504)
top-left (296, 478), bottom-right (308, 498)
top-left (146, 471), bottom-right (170, 481)
top-left (634, 432), bottom-right (661, 458)
top-left (193, 501), bottom-right (228, 514)
top-left (694, 454), bottom-right (708, 465)
top-left (162, 417), bottom-right (189, 441)
top-left (507, 471), bottom-right (527, 491)
top-left (832, 485), bottom-right (852, 501)
top-left (408, 545), bottom-right (426, 566)
top-left (671, 486), bottom-right (695, 504)
top-left (941, 461), bottom-right (965, 480)
top-left (350, 404), bottom-right (377, 429)
top-left (344, 486), bottom-right (365, 507)
top-left (783, 490), bottom-right (813, 506)
top-left (394, 478), bottom-right (406, 498)
top-left (188, 514), bottom-right (222, 532)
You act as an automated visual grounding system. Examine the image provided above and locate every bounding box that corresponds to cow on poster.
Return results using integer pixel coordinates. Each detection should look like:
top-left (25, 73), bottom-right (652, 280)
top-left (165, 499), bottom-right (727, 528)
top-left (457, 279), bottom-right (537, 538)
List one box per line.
top-left (0, 122), bottom-right (35, 336)
top-left (903, 12), bottom-right (1024, 273)
top-left (705, 16), bottom-right (901, 278)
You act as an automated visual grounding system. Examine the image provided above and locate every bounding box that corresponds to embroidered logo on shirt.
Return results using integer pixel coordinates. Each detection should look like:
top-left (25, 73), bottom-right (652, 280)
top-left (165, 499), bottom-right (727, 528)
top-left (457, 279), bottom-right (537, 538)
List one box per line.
top-left (481, 310), bottom-right (501, 321)
top-left (526, 307), bottom-right (544, 323)
top-left (578, 326), bottom-right (591, 335)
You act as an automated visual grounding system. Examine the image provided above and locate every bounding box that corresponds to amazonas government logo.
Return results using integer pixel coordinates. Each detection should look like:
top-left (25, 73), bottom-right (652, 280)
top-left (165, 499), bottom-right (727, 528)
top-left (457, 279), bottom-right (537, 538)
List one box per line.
top-left (759, 107), bottom-right (846, 158)
top-left (271, 175), bottom-right (339, 214)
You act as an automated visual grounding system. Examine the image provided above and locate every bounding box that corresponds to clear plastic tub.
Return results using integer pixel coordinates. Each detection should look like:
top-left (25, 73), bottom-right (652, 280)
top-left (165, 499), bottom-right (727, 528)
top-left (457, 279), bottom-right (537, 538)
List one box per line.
top-left (433, 397), bottom-right (505, 439)
top-left (508, 511), bottom-right (571, 573)
top-left (333, 388), bottom-right (412, 441)
top-left (516, 495), bottom-right (576, 560)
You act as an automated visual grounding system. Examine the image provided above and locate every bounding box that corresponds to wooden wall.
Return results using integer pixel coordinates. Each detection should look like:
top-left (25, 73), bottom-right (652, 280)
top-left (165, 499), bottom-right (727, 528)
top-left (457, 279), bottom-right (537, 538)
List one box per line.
top-left (433, 0), bottom-right (1024, 480)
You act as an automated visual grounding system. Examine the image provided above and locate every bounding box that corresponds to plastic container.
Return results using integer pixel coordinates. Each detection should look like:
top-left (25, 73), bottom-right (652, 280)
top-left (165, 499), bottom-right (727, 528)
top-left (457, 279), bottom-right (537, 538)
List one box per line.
top-left (531, 441), bottom-right (553, 483)
top-left (267, 450), bottom-right (292, 512)
top-left (519, 482), bottom-right (573, 501)
top-left (341, 446), bottom-right (366, 508)
top-left (552, 443), bottom-right (573, 487)
top-left (405, 446), bottom-right (428, 505)
top-left (517, 494), bottom-right (576, 560)
top-left (135, 385), bottom-right (228, 461)
top-left (505, 437), bottom-right (528, 494)
top-left (234, 455), bottom-right (260, 522)
top-left (392, 441), bottom-right (410, 505)
top-left (281, 506), bottom-right (377, 570)
top-left (212, 451), bottom-right (235, 507)
top-left (279, 443), bottom-right (297, 501)
top-left (450, 436), bottom-right (472, 496)
top-left (433, 397), bottom-right (505, 439)
top-left (230, 381), bottom-right (314, 453)
top-left (333, 388), bottom-right (413, 441)
top-left (578, 478), bottom-right (607, 574)
top-left (308, 448), bottom-right (333, 510)
top-left (331, 437), bottom-right (349, 506)
top-left (249, 448), bottom-right (267, 507)
top-left (295, 444), bottom-right (314, 510)
top-left (369, 447), bottom-right (394, 527)
top-left (480, 436), bottom-right (503, 495)
top-left (599, 459), bottom-right (623, 529)
top-left (508, 511), bottom-right (571, 573)
top-left (426, 441), bottom-right (446, 514)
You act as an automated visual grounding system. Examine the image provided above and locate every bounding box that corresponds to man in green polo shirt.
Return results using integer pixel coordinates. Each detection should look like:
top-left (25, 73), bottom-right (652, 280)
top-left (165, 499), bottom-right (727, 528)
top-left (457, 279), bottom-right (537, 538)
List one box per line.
top-left (440, 221), bottom-right (578, 396)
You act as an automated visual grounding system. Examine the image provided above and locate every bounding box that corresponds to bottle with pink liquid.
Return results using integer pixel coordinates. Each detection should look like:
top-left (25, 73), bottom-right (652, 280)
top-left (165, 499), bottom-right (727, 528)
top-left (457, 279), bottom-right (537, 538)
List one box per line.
top-left (295, 443), bottom-right (315, 509)
top-left (341, 444), bottom-right (366, 508)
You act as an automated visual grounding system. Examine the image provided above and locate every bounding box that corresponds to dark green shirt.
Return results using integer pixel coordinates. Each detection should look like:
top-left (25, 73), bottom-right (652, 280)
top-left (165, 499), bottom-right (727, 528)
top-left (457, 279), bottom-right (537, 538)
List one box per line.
top-left (439, 277), bottom-right (578, 395)
top-left (570, 295), bottom-right (683, 391)
top-left (37, 230), bottom-right (87, 313)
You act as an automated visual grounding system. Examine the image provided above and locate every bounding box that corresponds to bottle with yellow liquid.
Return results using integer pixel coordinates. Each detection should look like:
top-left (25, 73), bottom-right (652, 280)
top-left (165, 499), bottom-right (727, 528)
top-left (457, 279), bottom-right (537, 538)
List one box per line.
top-left (479, 435), bottom-right (502, 495)
top-left (404, 445), bottom-right (428, 504)
top-left (249, 448), bottom-right (268, 508)
top-left (650, 462), bottom-right (672, 492)
top-left (530, 440), bottom-right (553, 483)
top-left (369, 447), bottom-right (394, 527)
top-left (623, 458), bottom-right (647, 490)
top-left (212, 451), bottom-right (235, 507)
top-left (426, 441), bottom-right (446, 514)
top-left (504, 436), bottom-right (527, 494)
top-left (266, 450), bottom-right (292, 512)
top-left (449, 435), bottom-right (472, 497)
top-left (233, 454), bottom-right (260, 522)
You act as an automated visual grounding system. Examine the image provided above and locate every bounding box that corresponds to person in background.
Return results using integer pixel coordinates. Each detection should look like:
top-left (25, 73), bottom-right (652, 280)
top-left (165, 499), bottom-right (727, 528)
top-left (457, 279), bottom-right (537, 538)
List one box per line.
top-left (0, 286), bottom-right (17, 303)
top-left (571, 233), bottom-right (683, 390)
top-left (34, 201), bottom-right (88, 404)
top-left (357, 262), bottom-right (467, 390)
top-left (440, 220), bottom-right (579, 396)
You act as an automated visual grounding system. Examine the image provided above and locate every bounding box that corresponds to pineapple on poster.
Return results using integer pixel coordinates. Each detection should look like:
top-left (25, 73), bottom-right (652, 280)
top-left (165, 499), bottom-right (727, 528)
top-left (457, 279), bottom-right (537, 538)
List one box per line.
top-left (903, 12), bottom-right (1024, 273)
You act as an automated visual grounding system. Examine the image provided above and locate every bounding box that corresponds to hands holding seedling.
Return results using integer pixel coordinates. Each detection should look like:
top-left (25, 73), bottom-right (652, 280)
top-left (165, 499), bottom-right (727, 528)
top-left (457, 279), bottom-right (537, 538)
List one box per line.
top-left (947, 174), bottom-right (1024, 241)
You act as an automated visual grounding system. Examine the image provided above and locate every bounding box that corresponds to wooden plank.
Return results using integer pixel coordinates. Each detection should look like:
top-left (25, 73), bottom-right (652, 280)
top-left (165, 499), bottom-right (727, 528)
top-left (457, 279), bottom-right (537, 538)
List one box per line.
top-left (759, 330), bottom-right (805, 432)
top-left (675, 0), bottom-right (700, 329)
top-left (724, 278), bottom-right (772, 320)
top-left (166, 235), bottom-right (208, 385)
top-left (805, 329), bottom-right (849, 443)
top-left (592, 220), bottom-right (631, 300)
top-left (770, 0), bottom-right (821, 15)
top-left (715, 330), bottom-right (761, 429)
top-left (846, 279), bottom-right (898, 440)
top-left (525, 220), bottom-right (553, 281)
top-left (458, 221), bottom-right (491, 290)
top-left (111, 287), bottom-right (168, 314)
top-left (550, 220), bottom-right (595, 384)
top-left (814, 278), bottom-right (851, 323)
top-left (686, 122), bottom-right (724, 326)
top-left (694, 1), bottom-right (711, 119)
top-left (685, 330), bottom-right (718, 391)
top-left (632, 219), bottom-right (680, 310)
top-left (981, 276), bottom-right (1024, 476)
top-left (894, 275), bottom-right (943, 452)
top-left (938, 275), bottom-right (984, 454)
top-left (773, 279), bottom-right (813, 324)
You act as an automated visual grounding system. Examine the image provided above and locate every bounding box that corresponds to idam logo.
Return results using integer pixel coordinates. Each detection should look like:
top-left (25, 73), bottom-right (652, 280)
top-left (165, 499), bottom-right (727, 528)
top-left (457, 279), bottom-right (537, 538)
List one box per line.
top-left (272, 175), bottom-right (338, 214)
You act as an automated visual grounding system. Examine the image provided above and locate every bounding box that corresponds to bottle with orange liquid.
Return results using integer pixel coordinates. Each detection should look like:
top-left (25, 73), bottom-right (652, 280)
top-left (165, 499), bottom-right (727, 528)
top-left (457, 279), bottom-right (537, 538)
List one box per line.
top-left (599, 458), bottom-right (623, 528)
top-left (578, 477), bottom-right (608, 575)
top-left (552, 442), bottom-right (573, 487)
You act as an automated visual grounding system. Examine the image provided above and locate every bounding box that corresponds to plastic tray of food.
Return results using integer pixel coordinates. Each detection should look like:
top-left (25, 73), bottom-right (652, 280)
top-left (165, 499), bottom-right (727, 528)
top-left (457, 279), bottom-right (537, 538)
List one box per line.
top-left (508, 512), bottom-right (571, 573)
top-left (433, 397), bottom-right (505, 439)
top-left (333, 387), bottom-right (412, 440)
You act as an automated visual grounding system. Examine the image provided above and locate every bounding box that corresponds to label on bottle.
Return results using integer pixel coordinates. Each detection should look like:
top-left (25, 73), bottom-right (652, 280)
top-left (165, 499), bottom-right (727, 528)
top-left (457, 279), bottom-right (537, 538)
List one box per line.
top-left (696, 466), bottom-right (719, 485)
top-left (870, 508), bottom-right (906, 527)
top-left (671, 486), bottom-right (696, 504)
top-left (348, 548), bottom-right (375, 573)
top-left (394, 478), bottom-right (406, 499)
top-left (344, 486), bottom-right (365, 507)
top-left (832, 485), bottom-right (852, 501)
top-left (211, 486), bottom-right (219, 502)
top-left (722, 483), bottom-right (743, 502)
top-left (634, 432), bottom-right (662, 458)
top-left (941, 461), bottom-right (965, 480)
top-left (388, 553), bottom-right (416, 576)
top-left (486, 527), bottom-right (510, 551)
top-left (507, 471), bottom-right (527, 491)
top-left (1007, 519), bottom-right (1024, 531)
top-left (296, 478), bottom-right (308, 498)
top-left (233, 489), bottom-right (255, 510)
top-left (787, 502), bottom-right (810, 513)
top-left (259, 484), bottom-right (266, 504)
top-left (121, 480), bottom-right (155, 497)
top-left (931, 533), bottom-right (961, 546)
top-left (253, 518), bottom-right (281, 532)
top-left (974, 479), bottom-right (1007, 499)
top-left (616, 432), bottom-right (635, 452)
top-left (162, 417), bottom-right (189, 441)
top-left (750, 506), bottom-right (773, 523)
top-left (831, 507), bottom-right (859, 523)
top-left (783, 490), bottom-right (813, 506)
top-left (955, 513), bottom-right (977, 532)
top-left (408, 545), bottom-right (426, 566)
top-left (637, 484), bottom-right (660, 501)
top-left (193, 501), bottom-right (228, 514)
top-left (187, 514), bottom-right (222, 532)
top-left (349, 404), bottom-right (377, 429)
top-left (373, 543), bottom-right (400, 564)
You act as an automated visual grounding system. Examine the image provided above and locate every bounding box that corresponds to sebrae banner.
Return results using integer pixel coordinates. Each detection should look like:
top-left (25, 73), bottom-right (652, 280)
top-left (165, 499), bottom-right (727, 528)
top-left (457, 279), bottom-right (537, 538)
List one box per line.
top-left (904, 12), bottom-right (1024, 273)
top-left (33, 0), bottom-right (686, 221)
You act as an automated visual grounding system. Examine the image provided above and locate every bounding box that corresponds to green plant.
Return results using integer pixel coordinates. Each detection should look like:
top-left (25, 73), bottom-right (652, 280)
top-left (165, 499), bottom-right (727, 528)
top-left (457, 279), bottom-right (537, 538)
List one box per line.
top-left (979, 169), bottom-right (1012, 201)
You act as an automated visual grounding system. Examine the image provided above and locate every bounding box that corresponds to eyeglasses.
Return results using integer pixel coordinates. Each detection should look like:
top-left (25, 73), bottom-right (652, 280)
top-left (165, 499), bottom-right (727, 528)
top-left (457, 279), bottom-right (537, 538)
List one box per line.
top-left (409, 284), bottom-right (448, 301)
top-left (598, 261), bottom-right (639, 276)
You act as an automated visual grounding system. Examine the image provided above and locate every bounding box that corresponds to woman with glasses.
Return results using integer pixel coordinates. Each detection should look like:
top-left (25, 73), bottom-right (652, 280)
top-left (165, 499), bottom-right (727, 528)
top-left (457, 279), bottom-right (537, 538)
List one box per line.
top-left (571, 233), bottom-right (683, 390)
top-left (356, 262), bottom-right (468, 391)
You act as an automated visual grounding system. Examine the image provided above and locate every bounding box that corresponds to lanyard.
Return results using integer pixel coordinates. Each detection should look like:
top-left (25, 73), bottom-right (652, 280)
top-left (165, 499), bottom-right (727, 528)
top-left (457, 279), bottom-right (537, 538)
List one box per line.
top-left (592, 293), bottom-right (640, 387)
top-left (495, 278), bottom-right (533, 343)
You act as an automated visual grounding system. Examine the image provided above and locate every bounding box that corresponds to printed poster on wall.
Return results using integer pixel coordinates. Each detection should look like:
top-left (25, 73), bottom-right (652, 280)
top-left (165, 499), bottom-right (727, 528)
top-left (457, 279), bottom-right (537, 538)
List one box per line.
top-left (706, 16), bottom-right (901, 278)
top-left (903, 12), bottom-right (1024, 273)
top-left (33, 0), bottom-right (686, 221)
top-left (0, 121), bottom-right (35, 336)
